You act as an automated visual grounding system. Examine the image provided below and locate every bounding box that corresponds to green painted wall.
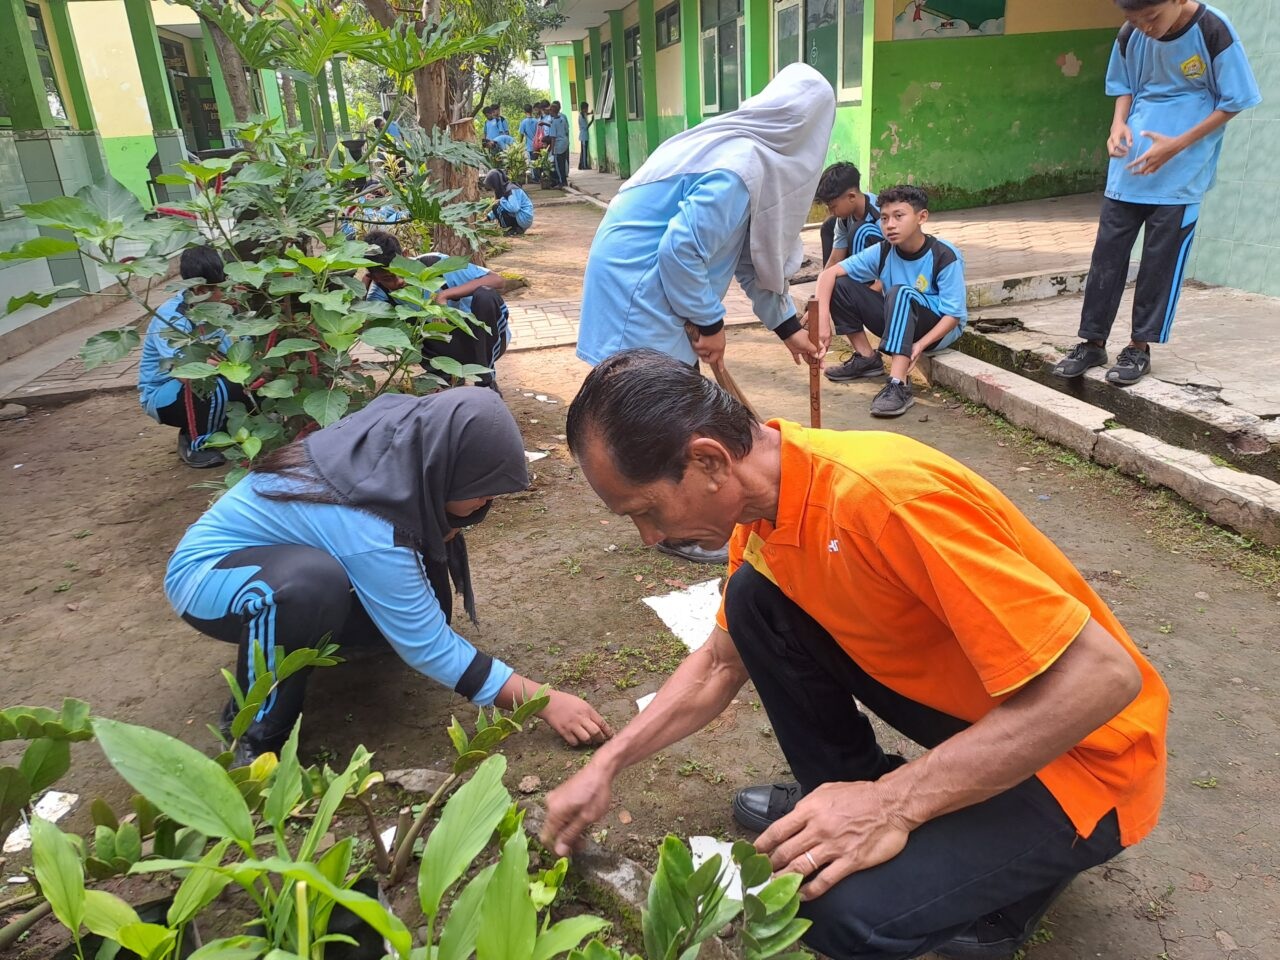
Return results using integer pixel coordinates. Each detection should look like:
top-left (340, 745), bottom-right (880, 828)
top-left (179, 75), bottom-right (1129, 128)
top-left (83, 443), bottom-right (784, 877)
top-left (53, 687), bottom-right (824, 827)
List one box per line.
top-left (628, 128), bottom-right (649, 168)
top-left (1186, 0), bottom-right (1278, 296)
top-left (102, 135), bottom-right (156, 203)
top-left (869, 28), bottom-right (1115, 209)
top-left (602, 121), bottom-right (620, 174)
top-left (658, 115), bottom-right (685, 144)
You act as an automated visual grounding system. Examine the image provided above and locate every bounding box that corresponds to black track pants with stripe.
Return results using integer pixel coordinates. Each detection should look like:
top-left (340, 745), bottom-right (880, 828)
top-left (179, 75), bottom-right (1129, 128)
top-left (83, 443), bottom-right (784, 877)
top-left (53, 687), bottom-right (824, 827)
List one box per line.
top-left (154, 376), bottom-right (249, 450)
top-left (1079, 197), bottom-right (1198, 346)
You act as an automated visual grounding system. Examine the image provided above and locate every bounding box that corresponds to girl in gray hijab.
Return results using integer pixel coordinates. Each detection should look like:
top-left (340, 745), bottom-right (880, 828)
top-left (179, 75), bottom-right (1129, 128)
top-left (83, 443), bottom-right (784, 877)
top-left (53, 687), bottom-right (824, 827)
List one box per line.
top-left (165, 388), bottom-right (611, 764)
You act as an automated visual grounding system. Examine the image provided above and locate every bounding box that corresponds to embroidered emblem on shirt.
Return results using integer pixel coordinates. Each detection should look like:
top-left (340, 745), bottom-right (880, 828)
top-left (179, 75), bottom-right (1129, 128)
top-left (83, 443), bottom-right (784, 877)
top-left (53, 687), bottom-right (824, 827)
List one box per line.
top-left (915, 273), bottom-right (928, 293)
top-left (828, 539), bottom-right (840, 553)
top-left (1180, 54), bottom-right (1207, 80)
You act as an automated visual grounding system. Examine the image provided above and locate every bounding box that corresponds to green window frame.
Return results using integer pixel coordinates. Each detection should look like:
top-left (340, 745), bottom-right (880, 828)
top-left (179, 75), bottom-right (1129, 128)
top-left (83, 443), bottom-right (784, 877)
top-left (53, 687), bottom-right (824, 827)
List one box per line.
top-left (656, 2), bottom-right (681, 50)
top-left (598, 41), bottom-right (615, 120)
top-left (624, 25), bottom-right (643, 120)
top-left (771, 0), bottom-right (864, 101)
top-left (0, 2), bottom-right (70, 126)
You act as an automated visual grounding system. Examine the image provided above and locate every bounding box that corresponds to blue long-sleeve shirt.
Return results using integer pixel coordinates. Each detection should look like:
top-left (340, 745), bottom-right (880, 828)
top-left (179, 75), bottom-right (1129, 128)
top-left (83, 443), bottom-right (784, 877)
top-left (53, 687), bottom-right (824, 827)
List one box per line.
top-left (165, 472), bottom-right (513, 705)
top-left (489, 186), bottom-right (534, 230)
top-left (577, 170), bottom-right (797, 366)
top-left (137, 292), bottom-right (232, 419)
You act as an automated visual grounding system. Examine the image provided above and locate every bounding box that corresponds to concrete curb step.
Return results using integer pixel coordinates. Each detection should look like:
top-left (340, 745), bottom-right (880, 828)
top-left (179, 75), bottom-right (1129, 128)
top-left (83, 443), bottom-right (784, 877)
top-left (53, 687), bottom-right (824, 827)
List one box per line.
top-left (954, 326), bottom-right (1280, 484)
top-left (922, 350), bottom-right (1280, 547)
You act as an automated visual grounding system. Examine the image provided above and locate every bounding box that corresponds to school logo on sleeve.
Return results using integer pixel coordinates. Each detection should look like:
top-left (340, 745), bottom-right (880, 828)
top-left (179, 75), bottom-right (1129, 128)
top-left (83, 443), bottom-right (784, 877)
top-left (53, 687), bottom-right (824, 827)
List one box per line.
top-left (915, 273), bottom-right (929, 292)
top-left (1180, 54), bottom-right (1207, 80)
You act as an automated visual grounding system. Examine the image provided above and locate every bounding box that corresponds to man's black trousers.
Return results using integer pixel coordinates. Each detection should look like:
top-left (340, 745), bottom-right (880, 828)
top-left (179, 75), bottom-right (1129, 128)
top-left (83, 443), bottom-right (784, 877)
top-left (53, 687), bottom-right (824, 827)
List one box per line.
top-left (1079, 196), bottom-right (1198, 345)
top-left (830, 275), bottom-right (945, 357)
top-left (723, 564), bottom-right (1125, 960)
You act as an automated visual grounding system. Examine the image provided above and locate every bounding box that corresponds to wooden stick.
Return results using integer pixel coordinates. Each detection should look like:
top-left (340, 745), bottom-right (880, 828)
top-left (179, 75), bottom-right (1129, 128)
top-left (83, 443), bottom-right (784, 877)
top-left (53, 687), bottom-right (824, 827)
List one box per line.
top-left (806, 298), bottom-right (821, 429)
top-left (683, 321), bottom-right (761, 420)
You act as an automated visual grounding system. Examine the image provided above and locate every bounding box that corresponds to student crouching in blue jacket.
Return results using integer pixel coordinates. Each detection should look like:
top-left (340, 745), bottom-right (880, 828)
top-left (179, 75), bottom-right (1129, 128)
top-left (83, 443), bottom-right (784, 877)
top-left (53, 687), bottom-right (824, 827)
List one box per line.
top-left (166, 389), bottom-right (613, 765)
top-left (483, 168), bottom-right (534, 236)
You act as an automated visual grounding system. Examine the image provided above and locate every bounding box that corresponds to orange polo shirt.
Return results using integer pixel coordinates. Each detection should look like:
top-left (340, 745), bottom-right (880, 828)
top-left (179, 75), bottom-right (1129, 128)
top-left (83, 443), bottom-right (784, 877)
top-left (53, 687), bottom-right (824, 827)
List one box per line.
top-left (715, 421), bottom-right (1169, 847)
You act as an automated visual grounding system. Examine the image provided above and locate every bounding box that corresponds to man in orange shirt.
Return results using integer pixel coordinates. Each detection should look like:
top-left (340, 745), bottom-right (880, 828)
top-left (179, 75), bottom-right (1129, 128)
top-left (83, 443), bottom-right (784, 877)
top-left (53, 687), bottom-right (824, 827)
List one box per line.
top-left (542, 349), bottom-right (1170, 960)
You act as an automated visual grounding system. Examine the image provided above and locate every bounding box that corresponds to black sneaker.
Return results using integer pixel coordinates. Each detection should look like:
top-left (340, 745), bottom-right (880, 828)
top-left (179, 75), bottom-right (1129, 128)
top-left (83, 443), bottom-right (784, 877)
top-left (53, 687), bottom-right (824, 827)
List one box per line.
top-left (732, 781), bottom-right (801, 833)
top-left (178, 433), bottom-right (226, 469)
top-left (1051, 342), bottom-right (1108, 379)
top-left (936, 878), bottom-right (1072, 959)
top-left (1105, 345), bottom-right (1151, 386)
top-left (655, 541), bottom-right (729, 564)
top-left (825, 352), bottom-right (885, 383)
top-left (870, 379), bottom-right (914, 418)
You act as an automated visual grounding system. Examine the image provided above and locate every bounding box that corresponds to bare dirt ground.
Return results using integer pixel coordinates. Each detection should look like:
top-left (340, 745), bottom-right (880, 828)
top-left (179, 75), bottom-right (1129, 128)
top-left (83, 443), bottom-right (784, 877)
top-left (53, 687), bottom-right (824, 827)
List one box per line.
top-left (2, 202), bottom-right (1278, 959)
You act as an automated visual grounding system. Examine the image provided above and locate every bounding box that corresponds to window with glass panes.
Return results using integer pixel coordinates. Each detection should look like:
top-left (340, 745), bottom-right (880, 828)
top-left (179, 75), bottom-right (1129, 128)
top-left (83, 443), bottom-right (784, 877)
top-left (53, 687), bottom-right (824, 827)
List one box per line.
top-left (699, 0), bottom-right (742, 114)
top-left (624, 25), bottom-right (643, 119)
top-left (773, 0), bottom-right (864, 101)
top-left (599, 41), bottom-right (615, 119)
top-left (656, 2), bottom-right (681, 50)
top-left (13, 2), bottom-right (68, 124)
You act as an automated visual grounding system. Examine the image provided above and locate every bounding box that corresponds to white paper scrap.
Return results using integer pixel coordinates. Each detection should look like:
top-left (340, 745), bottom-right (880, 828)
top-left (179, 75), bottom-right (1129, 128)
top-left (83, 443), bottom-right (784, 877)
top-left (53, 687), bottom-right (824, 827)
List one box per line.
top-left (641, 579), bottom-right (722, 652)
top-left (688, 835), bottom-right (767, 901)
top-left (534, 394), bottom-right (558, 404)
top-left (524, 450), bottom-right (548, 463)
top-left (379, 825), bottom-right (397, 851)
top-left (3, 791), bottom-right (79, 853)
top-left (635, 692), bottom-right (657, 713)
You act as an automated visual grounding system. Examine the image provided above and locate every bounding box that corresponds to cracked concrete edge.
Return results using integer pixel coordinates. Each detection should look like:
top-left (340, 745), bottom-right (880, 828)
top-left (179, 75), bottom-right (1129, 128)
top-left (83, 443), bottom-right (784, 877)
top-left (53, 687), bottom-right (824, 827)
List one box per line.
top-left (967, 263), bottom-right (1135, 310)
top-left (923, 351), bottom-right (1280, 547)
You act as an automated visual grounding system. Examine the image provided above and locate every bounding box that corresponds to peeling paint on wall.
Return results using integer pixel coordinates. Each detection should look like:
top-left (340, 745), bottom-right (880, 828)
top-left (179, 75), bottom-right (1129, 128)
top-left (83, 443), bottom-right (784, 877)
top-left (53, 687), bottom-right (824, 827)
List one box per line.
top-left (1058, 52), bottom-right (1083, 77)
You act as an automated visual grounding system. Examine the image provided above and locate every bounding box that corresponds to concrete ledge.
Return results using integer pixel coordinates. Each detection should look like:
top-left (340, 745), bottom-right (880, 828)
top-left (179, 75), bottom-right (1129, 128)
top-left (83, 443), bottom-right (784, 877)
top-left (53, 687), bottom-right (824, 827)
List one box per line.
top-left (924, 351), bottom-right (1114, 457)
top-left (965, 262), bottom-right (1137, 310)
top-left (924, 350), bottom-right (1280, 547)
top-left (1094, 429), bottom-right (1280, 546)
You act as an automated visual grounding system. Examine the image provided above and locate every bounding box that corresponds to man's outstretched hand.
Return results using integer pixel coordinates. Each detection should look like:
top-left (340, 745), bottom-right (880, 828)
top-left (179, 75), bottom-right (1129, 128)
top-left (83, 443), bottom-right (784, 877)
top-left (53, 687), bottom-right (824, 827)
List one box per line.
top-left (540, 762), bottom-right (615, 856)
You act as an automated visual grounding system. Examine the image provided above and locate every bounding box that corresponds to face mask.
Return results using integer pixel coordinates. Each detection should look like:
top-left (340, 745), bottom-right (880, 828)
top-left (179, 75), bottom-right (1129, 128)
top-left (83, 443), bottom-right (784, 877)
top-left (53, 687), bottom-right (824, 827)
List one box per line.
top-left (446, 501), bottom-right (493, 529)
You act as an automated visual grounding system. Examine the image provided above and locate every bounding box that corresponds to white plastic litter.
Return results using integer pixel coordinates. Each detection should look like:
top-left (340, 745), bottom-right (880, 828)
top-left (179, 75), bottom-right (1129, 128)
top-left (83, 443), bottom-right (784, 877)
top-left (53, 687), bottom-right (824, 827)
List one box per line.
top-left (379, 825), bottom-right (397, 851)
top-left (3, 791), bottom-right (79, 853)
top-left (534, 394), bottom-right (558, 404)
top-left (641, 579), bottom-right (722, 651)
top-left (688, 835), bottom-right (766, 901)
top-left (635, 692), bottom-right (657, 713)
top-left (524, 451), bottom-right (549, 463)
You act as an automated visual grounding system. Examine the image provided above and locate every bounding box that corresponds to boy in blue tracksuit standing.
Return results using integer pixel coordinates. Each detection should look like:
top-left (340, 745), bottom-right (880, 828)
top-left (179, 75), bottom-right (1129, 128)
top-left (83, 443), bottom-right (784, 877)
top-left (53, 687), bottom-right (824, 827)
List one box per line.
top-left (816, 185), bottom-right (966, 418)
top-left (545, 101), bottom-right (572, 188)
top-left (137, 245), bottom-right (246, 468)
top-left (518, 104), bottom-right (539, 162)
top-left (1053, 0), bottom-right (1259, 386)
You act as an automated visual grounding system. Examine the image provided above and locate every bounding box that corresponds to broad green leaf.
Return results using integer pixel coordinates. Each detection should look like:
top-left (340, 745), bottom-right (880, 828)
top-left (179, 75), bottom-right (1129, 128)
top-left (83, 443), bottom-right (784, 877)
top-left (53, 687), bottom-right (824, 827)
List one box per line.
top-left (359, 326), bottom-right (415, 353)
top-left (476, 822), bottom-right (536, 960)
top-left (263, 339), bottom-right (321, 359)
top-left (19, 738), bottom-right (70, 793)
top-left (79, 178), bottom-right (147, 229)
top-left (446, 717), bottom-right (469, 756)
top-left (168, 838), bottom-right (233, 926)
top-left (216, 361), bottom-right (254, 384)
top-left (437, 864), bottom-right (495, 960)
top-left (302, 388), bottom-right (350, 427)
top-left (298, 746), bottom-right (371, 861)
top-left (299, 290), bottom-right (350, 312)
top-left (81, 328), bottom-right (139, 370)
top-left (224, 261), bottom-right (271, 288)
top-left (241, 436), bottom-right (263, 460)
top-left (31, 816), bottom-right (85, 933)
top-left (531, 916), bottom-right (612, 960)
top-left (452, 750), bottom-right (489, 775)
top-left (92, 717), bottom-right (254, 844)
top-left (94, 824), bottom-right (117, 861)
top-left (21, 195), bottom-right (107, 233)
top-left (256, 376), bottom-right (296, 399)
top-left (430, 356), bottom-right (491, 379)
top-left (222, 317), bottom-right (280, 337)
top-left (186, 936), bottom-right (270, 960)
top-left (748, 917), bottom-right (811, 958)
top-left (644, 835), bottom-right (696, 960)
top-left (736, 852), bottom-right (773, 891)
top-left (171, 362), bottom-right (221, 380)
top-left (226, 161), bottom-right (284, 186)
top-left (90, 798), bottom-right (119, 830)
top-left (115, 821), bottom-right (143, 863)
top-left (179, 158), bottom-right (236, 183)
top-left (320, 331), bottom-right (358, 351)
top-left (154, 173), bottom-right (193, 186)
top-left (83, 889), bottom-right (141, 939)
top-left (115, 922), bottom-right (177, 960)
top-left (7, 283), bottom-right (83, 313)
top-left (419, 755), bottom-right (509, 925)
top-left (686, 855), bottom-right (723, 900)
top-left (0, 236), bottom-right (80, 261)
top-left (0, 769), bottom-right (32, 833)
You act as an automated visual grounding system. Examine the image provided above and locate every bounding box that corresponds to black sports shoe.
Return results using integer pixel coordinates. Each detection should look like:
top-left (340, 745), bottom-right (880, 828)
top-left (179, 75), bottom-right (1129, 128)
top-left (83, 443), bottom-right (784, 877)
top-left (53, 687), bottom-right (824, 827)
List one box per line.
top-left (1051, 342), bottom-right (1108, 379)
top-left (1105, 345), bottom-right (1151, 386)
top-left (655, 541), bottom-right (729, 564)
top-left (732, 781), bottom-right (801, 833)
top-left (870, 379), bottom-right (914, 418)
top-left (824, 352), bottom-right (885, 383)
top-left (178, 433), bottom-right (226, 469)
top-left (936, 878), bottom-right (1072, 959)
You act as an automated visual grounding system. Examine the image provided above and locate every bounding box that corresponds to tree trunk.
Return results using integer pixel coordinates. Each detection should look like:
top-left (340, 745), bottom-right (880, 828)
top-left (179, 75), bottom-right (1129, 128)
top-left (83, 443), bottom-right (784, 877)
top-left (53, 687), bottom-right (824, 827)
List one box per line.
top-left (204, 19), bottom-right (255, 123)
top-left (281, 75), bottom-right (299, 126)
top-left (441, 118), bottom-right (485, 264)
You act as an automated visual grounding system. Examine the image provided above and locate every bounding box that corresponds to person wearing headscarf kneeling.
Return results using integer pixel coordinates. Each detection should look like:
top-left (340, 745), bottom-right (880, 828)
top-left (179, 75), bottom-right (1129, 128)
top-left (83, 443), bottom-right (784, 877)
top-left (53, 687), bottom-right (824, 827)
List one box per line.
top-left (165, 389), bottom-right (612, 764)
top-left (576, 64), bottom-right (835, 562)
top-left (483, 169), bottom-right (534, 236)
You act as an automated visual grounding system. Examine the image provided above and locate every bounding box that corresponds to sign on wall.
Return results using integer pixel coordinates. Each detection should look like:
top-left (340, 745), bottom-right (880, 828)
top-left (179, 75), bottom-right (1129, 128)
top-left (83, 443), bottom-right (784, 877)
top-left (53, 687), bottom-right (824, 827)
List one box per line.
top-left (893, 0), bottom-right (1006, 39)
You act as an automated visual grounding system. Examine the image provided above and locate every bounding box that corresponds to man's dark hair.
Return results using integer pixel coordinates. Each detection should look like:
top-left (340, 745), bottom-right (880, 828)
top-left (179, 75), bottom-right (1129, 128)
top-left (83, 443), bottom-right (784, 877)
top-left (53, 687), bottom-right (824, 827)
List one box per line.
top-left (814, 162), bottom-right (862, 204)
top-left (523, 103), bottom-right (533, 113)
top-left (878, 185), bottom-right (929, 213)
top-left (580, 101), bottom-right (589, 111)
top-left (179, 244), bottom-right (225, 284)
top-left (381, 109), bottom-right (391, 120)
top-left (372, 116), bottom-right (385, 130)
top-left (364, 229), bottom-right (401, 267)
top-left (1114, 0), bottom-right (1168, 9)
top-left (567, 349), bottom-right (757, 484)
top-left (551, 100), bottom-right (561, 109)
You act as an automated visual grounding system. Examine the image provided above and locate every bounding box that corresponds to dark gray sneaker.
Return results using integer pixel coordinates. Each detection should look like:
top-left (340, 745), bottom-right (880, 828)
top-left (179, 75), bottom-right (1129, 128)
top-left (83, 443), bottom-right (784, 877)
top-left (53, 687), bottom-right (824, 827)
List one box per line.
top-left (825, 352), bottom-right (885, 383)
top-left (870, 379), bottom-right (914, 418)
top-left (178, 433), bottom-right (226, 469)
top-left (1051, 341), bottom-right (1108, 379)
top-left (1106, 345), bottom-right (1151, 385)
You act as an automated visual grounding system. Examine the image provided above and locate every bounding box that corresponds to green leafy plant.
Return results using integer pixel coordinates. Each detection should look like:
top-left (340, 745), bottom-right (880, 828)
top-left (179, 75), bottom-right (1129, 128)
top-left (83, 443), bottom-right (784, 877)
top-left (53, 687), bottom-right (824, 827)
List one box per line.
top-left (0, 699), bottom-right (94, 837)
top-left (530, 151), bottom-right (555, 187)
top-left (498, 141), bottom-right (531, 186)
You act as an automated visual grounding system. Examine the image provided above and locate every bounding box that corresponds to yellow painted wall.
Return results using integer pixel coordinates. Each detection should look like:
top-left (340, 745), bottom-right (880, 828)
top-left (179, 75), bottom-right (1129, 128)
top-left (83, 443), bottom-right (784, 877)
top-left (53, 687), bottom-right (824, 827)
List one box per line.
top-left (69, 2), bottom-right (150, 138)
top-left (875, 0), bottom-right (1121, 42)
top-left (656, 45), bottom-right (683, 117)
top-left (152, 1), bottom-right (200, 27)
top-left (623, 0), bottom-right (639, 30)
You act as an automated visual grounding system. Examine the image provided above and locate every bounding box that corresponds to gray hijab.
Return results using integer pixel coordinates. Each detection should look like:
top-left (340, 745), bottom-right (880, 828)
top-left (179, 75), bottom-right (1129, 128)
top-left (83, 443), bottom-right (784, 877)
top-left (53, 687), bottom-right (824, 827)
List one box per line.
top-left (305, 389), bottom-right (528, 619)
